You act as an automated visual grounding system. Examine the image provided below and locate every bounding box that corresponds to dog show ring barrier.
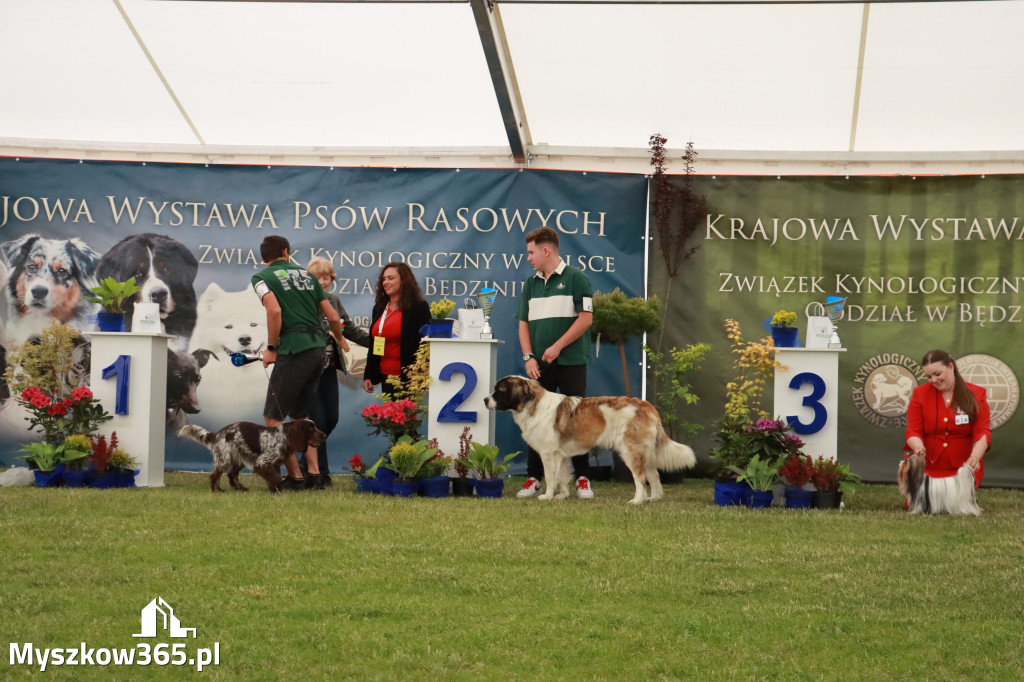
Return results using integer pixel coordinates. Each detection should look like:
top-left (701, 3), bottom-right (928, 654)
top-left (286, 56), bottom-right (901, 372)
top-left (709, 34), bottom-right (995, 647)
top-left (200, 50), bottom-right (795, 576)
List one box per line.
top-left (426, 338), bottom-right (503, 458)
top-left (773, 346), bottom-right (845, 463)
top-left (88, 331), bottom-right (170, 487)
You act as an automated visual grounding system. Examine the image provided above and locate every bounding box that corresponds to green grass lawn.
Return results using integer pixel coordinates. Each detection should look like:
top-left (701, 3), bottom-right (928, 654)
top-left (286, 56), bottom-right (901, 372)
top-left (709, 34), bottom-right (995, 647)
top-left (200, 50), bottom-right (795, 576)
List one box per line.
top-left (2, 474), bottom-right (1022, 681)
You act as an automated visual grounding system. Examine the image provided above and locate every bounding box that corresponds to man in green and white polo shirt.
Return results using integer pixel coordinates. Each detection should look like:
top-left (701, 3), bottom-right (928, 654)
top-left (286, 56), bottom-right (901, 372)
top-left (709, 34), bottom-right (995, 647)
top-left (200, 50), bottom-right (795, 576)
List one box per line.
top-left (514, 226), bottom-right (595, 499)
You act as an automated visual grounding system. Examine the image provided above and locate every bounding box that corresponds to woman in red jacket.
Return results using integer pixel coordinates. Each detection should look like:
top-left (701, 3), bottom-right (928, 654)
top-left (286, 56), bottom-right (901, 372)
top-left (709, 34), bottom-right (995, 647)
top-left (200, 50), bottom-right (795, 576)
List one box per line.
top-left (903, 349), bottom-right (989, 513)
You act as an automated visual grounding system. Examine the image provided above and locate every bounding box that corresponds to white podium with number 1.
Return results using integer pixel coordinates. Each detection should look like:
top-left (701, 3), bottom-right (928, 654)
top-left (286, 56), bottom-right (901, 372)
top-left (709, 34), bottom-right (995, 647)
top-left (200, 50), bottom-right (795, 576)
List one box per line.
top-left (88, 331), bottom-right (169, 487)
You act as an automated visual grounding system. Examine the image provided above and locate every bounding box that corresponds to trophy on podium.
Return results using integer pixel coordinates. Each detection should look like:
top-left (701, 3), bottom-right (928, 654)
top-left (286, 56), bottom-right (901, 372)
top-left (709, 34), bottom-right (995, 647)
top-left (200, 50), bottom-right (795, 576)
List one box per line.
top-left (475, 288), bottom-right (497, 340)
top-left (825, 296), bottom-right (847, 349)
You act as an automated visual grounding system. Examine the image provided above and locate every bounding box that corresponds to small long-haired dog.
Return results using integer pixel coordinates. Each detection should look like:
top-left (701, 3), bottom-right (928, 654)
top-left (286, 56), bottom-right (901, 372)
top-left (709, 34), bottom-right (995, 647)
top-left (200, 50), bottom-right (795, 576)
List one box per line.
top-left (1, 233), bottom-right (101, 343)
top-left (484, 375), bottom-right (696, 503)
top-left (898, 453), bottom-right (982, 515)
top-left (178, 419), bottom-right (325, 493)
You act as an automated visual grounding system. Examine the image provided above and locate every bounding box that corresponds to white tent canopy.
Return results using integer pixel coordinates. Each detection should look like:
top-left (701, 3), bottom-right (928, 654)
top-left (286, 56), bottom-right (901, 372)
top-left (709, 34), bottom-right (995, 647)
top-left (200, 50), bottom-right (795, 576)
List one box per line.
top-left (3, 0), bottom-right (1024, 172)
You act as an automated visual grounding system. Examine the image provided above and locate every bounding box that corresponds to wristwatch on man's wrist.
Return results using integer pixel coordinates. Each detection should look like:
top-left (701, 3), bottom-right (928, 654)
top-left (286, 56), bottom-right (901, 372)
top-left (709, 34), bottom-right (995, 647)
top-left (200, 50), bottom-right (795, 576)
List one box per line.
top-left (523, 353), bottom-right (535, 362)
top-left (266, 344), bottom-right (277, 352)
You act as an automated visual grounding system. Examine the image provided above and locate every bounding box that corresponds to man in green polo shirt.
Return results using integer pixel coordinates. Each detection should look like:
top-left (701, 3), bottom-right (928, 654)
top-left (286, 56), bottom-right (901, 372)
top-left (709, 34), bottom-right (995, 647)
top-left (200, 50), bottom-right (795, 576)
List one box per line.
top-left (514, 226), bottom-right (595, 499)
top-left (252, 235), bottom-right (345, 490)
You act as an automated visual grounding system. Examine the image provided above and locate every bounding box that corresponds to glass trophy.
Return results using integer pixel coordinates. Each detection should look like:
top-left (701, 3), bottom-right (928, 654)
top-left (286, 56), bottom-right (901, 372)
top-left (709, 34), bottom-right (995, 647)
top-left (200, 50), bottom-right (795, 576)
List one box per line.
top-left (475, 288), bottom-right (497, 340)
top-left (825, 296), bottom-right (847, 349)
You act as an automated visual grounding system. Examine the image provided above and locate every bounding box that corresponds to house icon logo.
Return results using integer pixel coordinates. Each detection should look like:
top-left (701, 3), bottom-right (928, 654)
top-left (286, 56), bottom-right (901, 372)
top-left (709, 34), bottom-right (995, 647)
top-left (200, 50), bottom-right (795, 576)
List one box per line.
top-left (133, 597), bottom-right (197, 638)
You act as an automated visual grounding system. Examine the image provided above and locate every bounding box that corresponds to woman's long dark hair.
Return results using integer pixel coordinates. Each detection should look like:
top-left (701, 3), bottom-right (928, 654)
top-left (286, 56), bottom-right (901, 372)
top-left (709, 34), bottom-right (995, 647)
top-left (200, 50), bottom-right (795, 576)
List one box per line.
top-left (921, 349), bottom-right (978, 419)
top-left (373, 261), bottom-right (425, 312)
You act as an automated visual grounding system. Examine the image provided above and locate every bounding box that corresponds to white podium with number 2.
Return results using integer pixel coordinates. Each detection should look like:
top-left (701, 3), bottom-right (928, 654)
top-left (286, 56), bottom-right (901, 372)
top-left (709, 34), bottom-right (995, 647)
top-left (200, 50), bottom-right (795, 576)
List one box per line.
top-left (427, 338), bottom-right (502, 457)
top-left (773, 347), bottom-right (844, 462)
top-left (89, 331), bottom-right (169, 487)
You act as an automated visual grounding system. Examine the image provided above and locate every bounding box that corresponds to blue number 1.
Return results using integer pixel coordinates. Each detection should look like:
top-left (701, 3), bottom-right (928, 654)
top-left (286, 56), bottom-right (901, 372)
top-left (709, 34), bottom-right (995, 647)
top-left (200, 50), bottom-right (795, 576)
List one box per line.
top-left (787, 371), bottom-right (827, 435)
top-left (102, 355), bottom-right (131, 415)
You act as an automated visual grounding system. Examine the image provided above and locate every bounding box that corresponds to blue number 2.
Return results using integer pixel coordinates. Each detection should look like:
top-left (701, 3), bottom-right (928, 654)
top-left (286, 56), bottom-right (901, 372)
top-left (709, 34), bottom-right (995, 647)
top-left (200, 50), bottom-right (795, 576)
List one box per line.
top-left (437, 362), bottom-right (478, 423)
top-left (102, 355), bottom-right (132, 415)
top-left (787, 371), bottom-right (827, 435)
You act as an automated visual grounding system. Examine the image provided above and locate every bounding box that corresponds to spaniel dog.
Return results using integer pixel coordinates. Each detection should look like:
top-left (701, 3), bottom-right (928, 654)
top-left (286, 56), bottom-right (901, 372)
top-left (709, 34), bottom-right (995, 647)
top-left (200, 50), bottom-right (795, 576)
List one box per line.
top-left (898, 453), bottom-right (982, 516)
top-left (178, 419), bottom-right (325, 493)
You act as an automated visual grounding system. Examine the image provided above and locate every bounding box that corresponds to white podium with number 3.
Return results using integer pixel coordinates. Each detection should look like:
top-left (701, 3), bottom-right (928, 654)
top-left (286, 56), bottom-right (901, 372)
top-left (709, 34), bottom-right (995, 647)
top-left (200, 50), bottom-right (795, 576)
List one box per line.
top-left (773, 347), bottom-right (844, 462)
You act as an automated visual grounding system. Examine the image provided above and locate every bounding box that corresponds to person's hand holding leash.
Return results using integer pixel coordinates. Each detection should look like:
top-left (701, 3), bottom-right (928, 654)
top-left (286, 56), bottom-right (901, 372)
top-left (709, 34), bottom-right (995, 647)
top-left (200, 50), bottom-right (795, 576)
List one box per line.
top-left (262, 348), bottom-right (277, 368)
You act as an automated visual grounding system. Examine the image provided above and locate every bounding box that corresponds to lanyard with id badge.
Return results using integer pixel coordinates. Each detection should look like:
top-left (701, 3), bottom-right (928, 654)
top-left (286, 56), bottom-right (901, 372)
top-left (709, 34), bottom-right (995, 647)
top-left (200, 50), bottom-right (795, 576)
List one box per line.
top-left (373, 307), bottom-right (392, 356)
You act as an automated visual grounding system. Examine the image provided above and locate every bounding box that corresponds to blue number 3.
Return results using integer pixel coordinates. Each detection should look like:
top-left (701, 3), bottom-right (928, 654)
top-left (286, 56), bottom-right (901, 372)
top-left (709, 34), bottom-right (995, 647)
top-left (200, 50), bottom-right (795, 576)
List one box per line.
top-left (787, 371), bottom-right (827, 435)
top-left (437, 362), bottom-right (478, 423)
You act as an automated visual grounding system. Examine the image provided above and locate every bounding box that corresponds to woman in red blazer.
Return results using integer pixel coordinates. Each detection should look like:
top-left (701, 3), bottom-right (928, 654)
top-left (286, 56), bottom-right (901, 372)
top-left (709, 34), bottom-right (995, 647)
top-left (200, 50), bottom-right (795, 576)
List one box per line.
top-left (904, 349), bottom-right (990, 489)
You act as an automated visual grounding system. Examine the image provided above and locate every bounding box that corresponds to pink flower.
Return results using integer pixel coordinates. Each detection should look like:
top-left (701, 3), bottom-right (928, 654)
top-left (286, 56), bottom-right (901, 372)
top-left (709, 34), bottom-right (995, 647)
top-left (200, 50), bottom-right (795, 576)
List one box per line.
top-left (47, 403), bottom-right (68, 416)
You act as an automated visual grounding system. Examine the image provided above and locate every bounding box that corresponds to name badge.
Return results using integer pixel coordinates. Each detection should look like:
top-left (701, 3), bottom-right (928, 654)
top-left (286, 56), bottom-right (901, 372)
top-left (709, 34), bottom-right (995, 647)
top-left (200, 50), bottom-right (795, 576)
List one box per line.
top-left (955, 412), bottom-right (970, 426)
top-left (373, 336), bottom-right (386, 356)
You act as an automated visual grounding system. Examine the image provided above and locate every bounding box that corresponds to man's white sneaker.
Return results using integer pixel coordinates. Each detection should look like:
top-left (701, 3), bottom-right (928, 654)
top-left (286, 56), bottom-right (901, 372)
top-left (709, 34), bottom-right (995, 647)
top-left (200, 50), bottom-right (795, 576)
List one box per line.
top-left (516, 477), bottom-right (541, 498)
top-left (576, 476), bottom-right (595, 499)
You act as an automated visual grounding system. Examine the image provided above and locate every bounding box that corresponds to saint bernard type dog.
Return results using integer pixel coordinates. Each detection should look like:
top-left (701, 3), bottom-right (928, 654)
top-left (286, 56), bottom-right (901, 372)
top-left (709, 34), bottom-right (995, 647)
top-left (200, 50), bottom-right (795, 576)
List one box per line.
top-left (484, 375), bottom-right (696, 503)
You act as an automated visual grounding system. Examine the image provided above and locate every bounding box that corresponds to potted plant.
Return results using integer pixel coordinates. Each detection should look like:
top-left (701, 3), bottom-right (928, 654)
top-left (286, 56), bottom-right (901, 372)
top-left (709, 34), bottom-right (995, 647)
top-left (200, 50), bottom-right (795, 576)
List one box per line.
top-left (710, 319), bottom-right (786, 505)
top-left (85, 276), bottom-right (142, 332)
top-left (16, 442), bottom-right (66, 487)
top-left (463, 441), bottom-right (520, 498)
top-left (809, 456), bottom-right (861, 509)
top-left (590, 288), bottom-right (660, 397)
top-left (447, 426), bottom-right (474, 497)
top-left (770, 310), bottom-right (799, 347)
top-left (427, 298), bottom-right (456, 338)
top-left (386, 435), bottom-right (438, 497)
top-left (418, 445), bottom-right (454, 498)
top-left (778, 453), bottom-right (815, 509)
top-left (349, 454), bottom-right (375, 493)
top-left (728, 454), bottom-right (780, 509)
top-left (108, 447), bottom-right (139, 487)
top-left (361, 398), bottom-right (423, 446)
top-left (87, 432), bottom-right (119, 488)
top-left (59, 434), bottom-right (92, 487)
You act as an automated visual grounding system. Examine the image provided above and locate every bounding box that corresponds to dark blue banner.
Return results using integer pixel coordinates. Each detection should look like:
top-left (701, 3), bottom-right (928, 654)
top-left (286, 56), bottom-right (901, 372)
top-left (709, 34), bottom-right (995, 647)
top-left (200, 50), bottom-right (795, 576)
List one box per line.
top-left (0, 158), bottom-right (647, 472)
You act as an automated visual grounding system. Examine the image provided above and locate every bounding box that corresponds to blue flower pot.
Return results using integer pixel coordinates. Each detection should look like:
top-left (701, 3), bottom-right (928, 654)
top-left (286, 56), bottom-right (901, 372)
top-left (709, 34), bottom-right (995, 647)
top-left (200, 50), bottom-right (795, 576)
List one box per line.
top-left (746, 489), bottom-right (775, 508)
top-left (89, 470), bottom-right (119, 489)
top-left (771, 325), bottom-right (799, 347)
top-left (420, 475), bottom-right (451, 498)
top-left (115, 468), bottom-right (138, 488)
top-left (374, 467), bottom-right (397, 495)
top-left (474, 477), bottom-right (504, 498)
top-left (34, 463), bottom-right (66, 487)
top-left (97, 311), bottom-right (125, 332)
top-left (714, 480), bottom-right (751, 506)
top-left (427, 320), bottom-right (454, 338)
top-left (62, 468), bottom-right (89, 488)
top-left (784, 485), bottom-right (813, 509)
top-left (391, 479), bottom-right (421, 498)
top-left (354, 477), bottom-right (374, 493)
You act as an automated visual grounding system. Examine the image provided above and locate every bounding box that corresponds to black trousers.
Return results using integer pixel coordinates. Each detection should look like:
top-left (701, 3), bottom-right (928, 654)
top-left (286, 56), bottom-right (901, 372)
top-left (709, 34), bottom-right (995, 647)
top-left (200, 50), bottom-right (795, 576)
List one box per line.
top-left (526, 363), bottom-right (591, 481)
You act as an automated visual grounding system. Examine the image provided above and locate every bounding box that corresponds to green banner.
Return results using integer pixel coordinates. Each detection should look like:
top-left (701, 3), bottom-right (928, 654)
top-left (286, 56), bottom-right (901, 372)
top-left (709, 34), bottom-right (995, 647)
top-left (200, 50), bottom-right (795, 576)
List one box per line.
top-left (652, 175), bottom-right (1023, 487)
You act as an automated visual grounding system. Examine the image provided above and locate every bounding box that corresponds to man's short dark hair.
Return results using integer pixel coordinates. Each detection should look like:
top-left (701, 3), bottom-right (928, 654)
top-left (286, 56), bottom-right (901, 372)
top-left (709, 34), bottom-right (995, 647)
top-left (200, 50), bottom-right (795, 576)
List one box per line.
top-left (526, 226), bottom-right (559, 249)
top-left (260, 235), bottom-right (290, 263)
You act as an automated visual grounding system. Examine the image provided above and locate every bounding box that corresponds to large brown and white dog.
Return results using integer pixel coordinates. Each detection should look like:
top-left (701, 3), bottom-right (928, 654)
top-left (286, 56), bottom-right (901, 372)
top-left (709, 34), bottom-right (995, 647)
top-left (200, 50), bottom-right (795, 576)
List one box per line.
top-left (897, 453), bottom-right (982, 515)
top-left (484, 375), bottom-right (696, 503)
top-left (178, 419), bottom-right (325, 493)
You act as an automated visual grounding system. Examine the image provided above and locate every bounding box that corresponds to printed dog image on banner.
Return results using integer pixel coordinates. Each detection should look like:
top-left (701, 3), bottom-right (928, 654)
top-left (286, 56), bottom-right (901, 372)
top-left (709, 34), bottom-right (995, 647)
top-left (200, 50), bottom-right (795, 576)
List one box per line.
top-left (94, 233), bottom-right (199, 351)
top-left (187, 283), bottom-right (269, 429)
top-left (0, 233), bottom-right (101, 345)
